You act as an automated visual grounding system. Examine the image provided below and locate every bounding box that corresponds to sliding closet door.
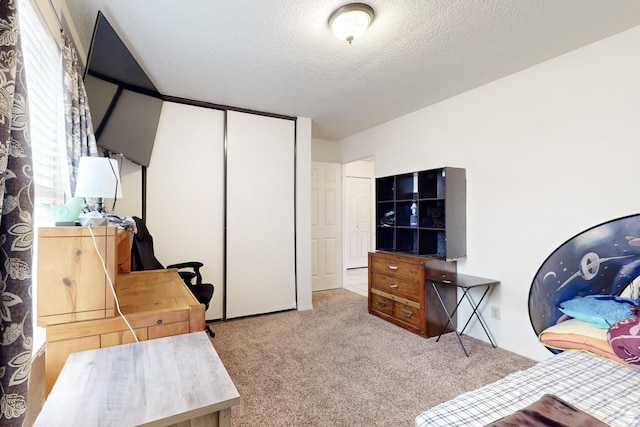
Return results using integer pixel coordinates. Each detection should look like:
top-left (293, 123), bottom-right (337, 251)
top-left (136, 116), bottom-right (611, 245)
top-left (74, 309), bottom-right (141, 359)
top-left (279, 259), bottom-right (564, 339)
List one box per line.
top-left (147, 102), bottom-right (225, 320)
top-left (226, 111), bottom-right (296, 319)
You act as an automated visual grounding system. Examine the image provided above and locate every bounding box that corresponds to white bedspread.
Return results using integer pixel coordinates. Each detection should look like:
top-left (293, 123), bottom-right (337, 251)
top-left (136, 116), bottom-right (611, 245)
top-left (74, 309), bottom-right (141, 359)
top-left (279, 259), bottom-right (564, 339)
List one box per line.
top-left (415, 350), bottom-right (640, 427)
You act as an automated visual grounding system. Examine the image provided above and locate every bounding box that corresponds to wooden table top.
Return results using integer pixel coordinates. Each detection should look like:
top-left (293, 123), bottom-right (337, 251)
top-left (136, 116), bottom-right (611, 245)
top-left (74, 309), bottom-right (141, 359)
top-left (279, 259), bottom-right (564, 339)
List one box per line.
top-left (117, 269), bottom-right (200, 314)
top-left (34, 332), bottom-right (240, 426)
top-left (426, 272), bottom-right (499, 289)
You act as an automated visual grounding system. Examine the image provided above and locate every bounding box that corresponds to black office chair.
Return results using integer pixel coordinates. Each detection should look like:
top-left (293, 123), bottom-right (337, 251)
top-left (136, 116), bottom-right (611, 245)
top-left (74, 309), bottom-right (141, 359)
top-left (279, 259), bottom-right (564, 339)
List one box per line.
top-left (130, 216), bottom-right (215, 337)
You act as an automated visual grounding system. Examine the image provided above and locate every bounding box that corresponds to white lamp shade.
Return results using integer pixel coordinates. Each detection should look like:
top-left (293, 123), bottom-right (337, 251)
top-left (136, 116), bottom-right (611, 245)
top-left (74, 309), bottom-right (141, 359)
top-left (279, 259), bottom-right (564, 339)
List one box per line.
top-left (74, 157), bottom-right (123, 199)
top-left (329, 4), bottom-right (374, 43)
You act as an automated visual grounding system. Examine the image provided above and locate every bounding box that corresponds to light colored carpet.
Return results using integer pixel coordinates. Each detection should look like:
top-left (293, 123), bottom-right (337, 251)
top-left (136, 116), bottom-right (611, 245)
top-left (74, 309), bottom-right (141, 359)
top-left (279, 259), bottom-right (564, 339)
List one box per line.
top-left (210, 289), bottom-right (536, 426)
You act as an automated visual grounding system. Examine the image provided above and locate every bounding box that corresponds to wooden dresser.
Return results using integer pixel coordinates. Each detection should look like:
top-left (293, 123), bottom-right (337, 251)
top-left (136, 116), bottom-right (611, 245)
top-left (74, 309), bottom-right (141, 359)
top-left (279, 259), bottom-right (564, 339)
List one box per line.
top-left (37, 226), bottom-right (205, 395)
top-left (368, 251), bottom-right (457, 337)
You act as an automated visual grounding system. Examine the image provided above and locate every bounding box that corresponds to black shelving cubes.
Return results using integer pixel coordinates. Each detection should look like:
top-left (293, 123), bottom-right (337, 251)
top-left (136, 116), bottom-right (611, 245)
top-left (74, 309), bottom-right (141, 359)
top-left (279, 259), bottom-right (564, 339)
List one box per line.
top-left (375, 167), bottom-right (466, 260)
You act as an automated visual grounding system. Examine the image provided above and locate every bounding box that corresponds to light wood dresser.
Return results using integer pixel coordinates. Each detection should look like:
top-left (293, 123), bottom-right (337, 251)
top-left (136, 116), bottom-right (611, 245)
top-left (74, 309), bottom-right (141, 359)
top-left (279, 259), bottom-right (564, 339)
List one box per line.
top-left (34, 332), bottom-right (240, 427)
top-left (368, 251), bottom-right (457, 337)
top-left (37, 226), bottom-right (205, 395)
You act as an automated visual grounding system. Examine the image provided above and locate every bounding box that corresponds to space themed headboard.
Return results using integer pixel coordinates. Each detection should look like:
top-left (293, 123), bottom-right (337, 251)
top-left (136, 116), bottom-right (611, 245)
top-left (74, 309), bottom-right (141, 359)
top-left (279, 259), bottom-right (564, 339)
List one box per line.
top-left (528, 213), bottom-right (640, 337)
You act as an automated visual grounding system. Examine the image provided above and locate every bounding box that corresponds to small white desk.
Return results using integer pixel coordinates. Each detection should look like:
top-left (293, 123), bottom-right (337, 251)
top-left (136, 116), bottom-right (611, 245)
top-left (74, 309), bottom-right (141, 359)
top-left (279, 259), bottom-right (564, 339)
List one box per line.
top-left (34, 332), bottom-right (240, 427)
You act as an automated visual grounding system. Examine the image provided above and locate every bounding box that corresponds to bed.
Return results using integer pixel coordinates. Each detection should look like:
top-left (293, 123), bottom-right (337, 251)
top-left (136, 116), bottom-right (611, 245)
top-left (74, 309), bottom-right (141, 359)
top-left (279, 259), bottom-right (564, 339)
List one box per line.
top-left (416, 214), bottom-right (640, 427)
top-left (415, 350), bottom-right (640, 426)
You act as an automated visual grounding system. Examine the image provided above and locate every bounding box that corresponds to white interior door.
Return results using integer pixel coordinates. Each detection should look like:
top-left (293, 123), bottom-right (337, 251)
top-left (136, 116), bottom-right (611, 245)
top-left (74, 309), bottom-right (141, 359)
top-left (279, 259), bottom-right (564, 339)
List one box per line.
top-left (311, 162), bottom-right (342, 291)
top-left (346, 176), bottom-right (371, 269)
top-left (226, 111), bottom-right (296, 319)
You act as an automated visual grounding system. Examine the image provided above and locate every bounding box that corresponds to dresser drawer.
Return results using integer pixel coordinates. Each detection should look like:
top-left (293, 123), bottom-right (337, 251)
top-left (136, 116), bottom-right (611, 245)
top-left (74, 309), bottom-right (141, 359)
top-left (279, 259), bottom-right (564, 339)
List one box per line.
top-left (368, 251), bottom-right (457, 338)
top-left (370, 290), bottom-right (423, 332)
top-left (370, 293), bottom-right (394, 317)
top-left (393, 302), bottom-right (421, 329)
top-left (371, 273), bottom-right (422, 302)
top-left (370, 255), bottom-right (422, 285)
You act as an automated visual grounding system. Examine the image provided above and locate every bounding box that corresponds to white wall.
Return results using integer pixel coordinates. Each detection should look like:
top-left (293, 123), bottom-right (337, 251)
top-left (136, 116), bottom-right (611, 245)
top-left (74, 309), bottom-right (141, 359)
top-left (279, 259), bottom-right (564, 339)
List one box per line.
top-left (339, 26), bottom-right (640, 360)
top-left (343, 159), bottom-right (374, 177)
top-left (312, 138), bottom-right (341, 163)
top-left (297, 118), bottom-right (313, 310)
top-left (111, 157), bottom-right (142, 218)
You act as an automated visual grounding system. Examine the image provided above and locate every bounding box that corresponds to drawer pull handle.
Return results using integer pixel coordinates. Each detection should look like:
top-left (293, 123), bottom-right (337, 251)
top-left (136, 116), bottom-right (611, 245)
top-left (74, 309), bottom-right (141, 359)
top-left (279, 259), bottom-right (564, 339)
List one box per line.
top-left (156, 319), bottom-right (163, 325)
top-left (388, 283), bottom-right (399, 290)
top-left (388, 264), bottom-right (398, 271)
top-left (375, 299), bottom-right (387, 308)
top-left (401, 309), bottom-right (413, 319)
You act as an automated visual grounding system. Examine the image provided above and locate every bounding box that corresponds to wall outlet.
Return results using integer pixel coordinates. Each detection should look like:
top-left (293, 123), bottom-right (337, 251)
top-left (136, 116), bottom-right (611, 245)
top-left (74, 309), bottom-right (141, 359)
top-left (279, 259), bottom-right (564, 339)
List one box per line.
top-left (491, 306), bottom-right (501, 320)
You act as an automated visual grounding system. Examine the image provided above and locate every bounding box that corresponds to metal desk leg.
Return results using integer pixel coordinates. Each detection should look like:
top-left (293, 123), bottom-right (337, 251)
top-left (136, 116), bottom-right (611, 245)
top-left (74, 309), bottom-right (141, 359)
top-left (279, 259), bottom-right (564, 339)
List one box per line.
top-left (432, 282), bottom-right (469, 357)
top-left (459, 286), bottom-right (496, 348)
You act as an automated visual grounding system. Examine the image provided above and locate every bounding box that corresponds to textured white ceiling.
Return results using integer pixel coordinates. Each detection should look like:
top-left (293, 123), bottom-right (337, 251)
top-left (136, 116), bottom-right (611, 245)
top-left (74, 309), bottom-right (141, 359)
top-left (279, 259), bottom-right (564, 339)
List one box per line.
top-left (62, 0), bottom-right (640, 141)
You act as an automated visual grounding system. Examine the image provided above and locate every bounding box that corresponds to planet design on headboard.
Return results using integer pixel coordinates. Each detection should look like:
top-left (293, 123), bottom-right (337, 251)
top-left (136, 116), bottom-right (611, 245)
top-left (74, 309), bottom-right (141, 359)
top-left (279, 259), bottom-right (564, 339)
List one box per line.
top-left (529, 213), bottom-right (640, 342)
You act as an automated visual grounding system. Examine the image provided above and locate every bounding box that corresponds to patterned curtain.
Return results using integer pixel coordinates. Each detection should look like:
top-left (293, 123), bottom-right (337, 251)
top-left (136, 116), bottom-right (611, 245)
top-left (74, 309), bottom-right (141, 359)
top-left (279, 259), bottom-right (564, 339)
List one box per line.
top-left (0, 1), bottom-right (34, 425)
top-left (61, 30), bottom-right (97, 196)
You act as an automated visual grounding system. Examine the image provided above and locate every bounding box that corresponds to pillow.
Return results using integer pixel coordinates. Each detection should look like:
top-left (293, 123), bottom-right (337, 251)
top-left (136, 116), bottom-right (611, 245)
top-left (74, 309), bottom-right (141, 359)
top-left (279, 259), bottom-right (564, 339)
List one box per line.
top-left (558, 295), bottom-right (639, 328)
top-left (607, 306), bottom-right (640, 370)
top-left (538, 318), bottom-right (630, 367)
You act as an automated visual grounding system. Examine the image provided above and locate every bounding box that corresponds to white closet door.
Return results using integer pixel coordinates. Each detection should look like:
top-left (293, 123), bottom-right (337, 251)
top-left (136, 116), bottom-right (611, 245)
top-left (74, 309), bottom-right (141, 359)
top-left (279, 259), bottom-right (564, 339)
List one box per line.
top-left (147, 102), bottom-right (225, 320)
top-left (226, 111), bottom-right (296, 319)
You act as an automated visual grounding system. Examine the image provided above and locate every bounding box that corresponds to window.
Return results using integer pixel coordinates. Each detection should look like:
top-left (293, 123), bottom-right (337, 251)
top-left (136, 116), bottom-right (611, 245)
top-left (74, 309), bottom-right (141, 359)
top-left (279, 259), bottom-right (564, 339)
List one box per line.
top-left (18, 0), bottom-right (67, 351)
top-left (19, 0), bottom-right (66, 228)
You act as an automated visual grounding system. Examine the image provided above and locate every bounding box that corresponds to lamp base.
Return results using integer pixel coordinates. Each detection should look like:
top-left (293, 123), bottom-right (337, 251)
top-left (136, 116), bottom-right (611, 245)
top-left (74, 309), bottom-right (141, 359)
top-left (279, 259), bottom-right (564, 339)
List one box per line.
top-left (94, 197), bottom-right (106, 214)
top-left (55, 221), bottom-right (80, 227)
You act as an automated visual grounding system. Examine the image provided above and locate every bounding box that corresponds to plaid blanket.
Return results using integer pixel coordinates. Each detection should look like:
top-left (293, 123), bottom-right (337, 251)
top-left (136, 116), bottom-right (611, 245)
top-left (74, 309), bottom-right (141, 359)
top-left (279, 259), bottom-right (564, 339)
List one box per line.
top-left (415, 350), bottom-right (640, 427)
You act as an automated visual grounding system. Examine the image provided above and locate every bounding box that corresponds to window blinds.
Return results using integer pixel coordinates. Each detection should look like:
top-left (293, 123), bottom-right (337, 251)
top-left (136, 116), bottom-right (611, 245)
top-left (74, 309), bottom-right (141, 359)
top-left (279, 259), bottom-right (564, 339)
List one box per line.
top-left (18, 0), bottom-right (66, 227)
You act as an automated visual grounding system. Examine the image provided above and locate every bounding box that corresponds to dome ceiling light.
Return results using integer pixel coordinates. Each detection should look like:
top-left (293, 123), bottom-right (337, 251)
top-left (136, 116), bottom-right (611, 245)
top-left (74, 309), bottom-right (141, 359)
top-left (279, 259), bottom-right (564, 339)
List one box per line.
top-left (328, 3), bottom-right (374, 44)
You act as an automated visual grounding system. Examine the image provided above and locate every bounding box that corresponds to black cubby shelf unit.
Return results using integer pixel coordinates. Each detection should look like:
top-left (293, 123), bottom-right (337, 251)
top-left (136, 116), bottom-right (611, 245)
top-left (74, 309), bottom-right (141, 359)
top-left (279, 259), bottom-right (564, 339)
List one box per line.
top-left (375, 167), bottom-right (466, 261)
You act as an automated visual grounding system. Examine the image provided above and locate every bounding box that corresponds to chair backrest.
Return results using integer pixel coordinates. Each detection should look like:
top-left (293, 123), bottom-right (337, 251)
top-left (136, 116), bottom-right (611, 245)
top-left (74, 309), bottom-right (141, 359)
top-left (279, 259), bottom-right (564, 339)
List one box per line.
top-left (131, 216), bottom-right (165, 271)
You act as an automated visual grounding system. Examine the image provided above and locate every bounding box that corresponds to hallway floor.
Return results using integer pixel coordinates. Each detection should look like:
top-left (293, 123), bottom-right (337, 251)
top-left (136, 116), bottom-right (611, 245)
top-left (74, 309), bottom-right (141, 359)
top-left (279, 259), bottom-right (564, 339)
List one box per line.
top-left (344, 267), bottom-right (367, 297)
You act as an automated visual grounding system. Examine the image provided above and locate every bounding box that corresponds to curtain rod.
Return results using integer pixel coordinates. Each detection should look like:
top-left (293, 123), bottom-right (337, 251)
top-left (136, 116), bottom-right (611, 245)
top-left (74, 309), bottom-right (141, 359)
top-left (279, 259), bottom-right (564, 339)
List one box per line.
top-left (47, 0), bottom-right (63, 32)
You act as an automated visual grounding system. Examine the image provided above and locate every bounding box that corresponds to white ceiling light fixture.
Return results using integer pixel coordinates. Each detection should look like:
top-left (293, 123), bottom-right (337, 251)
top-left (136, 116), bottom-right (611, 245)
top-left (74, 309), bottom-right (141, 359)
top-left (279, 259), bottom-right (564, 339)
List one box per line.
top-left (328, 3), bottom-right (374, 44)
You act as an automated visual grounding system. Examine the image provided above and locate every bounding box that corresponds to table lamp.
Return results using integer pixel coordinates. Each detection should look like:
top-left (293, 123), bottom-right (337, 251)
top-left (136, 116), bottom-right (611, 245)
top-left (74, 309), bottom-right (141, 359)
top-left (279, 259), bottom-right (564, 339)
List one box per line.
top-left (74, 157), bottom-right (123, 213)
